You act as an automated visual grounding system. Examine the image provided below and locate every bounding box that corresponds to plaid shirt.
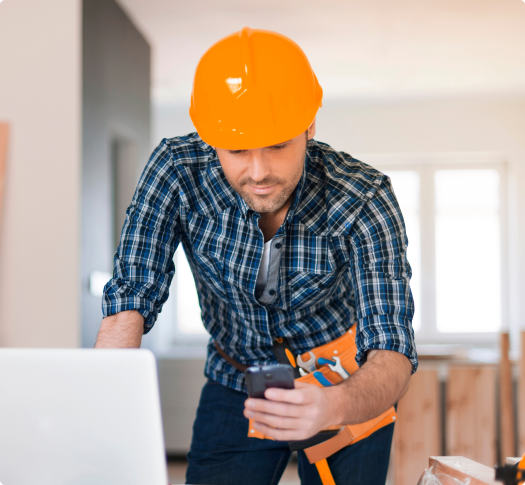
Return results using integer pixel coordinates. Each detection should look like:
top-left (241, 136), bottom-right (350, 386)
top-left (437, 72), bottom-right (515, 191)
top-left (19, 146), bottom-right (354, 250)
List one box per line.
top-left (103, 132), bottom-right (418, 392)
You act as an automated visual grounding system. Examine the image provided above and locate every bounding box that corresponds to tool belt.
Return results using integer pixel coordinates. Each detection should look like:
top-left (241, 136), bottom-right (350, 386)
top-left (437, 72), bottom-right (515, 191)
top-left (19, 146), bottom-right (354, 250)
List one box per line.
top-left (214, 324), bottom-right (397, 464)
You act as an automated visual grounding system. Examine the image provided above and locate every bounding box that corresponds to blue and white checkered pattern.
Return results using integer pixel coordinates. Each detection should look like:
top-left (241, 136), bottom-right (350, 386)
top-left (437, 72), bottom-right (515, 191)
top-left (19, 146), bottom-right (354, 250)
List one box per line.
top-left (103, 132), bottom-right (418, 392)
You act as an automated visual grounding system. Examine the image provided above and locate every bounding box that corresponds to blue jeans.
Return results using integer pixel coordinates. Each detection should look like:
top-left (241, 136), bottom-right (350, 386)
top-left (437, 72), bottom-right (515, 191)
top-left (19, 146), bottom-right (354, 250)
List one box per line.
top-left (186, 379), bottom-right (394, 485)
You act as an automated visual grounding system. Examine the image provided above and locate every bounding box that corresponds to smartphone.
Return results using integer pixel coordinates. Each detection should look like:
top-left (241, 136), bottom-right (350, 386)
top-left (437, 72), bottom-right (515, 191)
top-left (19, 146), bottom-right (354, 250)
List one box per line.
top-left (244, 364), bottom-right (295, 399)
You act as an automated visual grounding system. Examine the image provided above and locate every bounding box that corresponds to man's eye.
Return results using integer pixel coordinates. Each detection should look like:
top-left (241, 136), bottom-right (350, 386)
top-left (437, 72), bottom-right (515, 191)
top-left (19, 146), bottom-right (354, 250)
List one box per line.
top-left (229, 150), bottom-right (246, 154)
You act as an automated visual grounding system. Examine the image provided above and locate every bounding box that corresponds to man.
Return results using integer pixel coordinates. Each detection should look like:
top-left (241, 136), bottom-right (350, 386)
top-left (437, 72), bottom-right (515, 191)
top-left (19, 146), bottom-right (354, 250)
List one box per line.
top-left (96, 27), bottom-right (417, 485)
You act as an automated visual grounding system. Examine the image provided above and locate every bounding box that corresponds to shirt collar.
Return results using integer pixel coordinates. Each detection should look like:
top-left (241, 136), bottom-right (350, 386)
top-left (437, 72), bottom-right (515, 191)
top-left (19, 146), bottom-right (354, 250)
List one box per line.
top-left (283, 151), bottom-right (309, 225)
top-left (235, 191), bottom-right (251, 219)
top-left (196, 135), bottom-right (215, 153)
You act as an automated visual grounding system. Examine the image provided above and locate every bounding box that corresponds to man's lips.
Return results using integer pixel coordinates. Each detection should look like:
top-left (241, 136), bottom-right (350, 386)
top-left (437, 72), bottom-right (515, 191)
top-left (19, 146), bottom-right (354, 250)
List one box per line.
top-left (248, 184), bottom-right (276, 195)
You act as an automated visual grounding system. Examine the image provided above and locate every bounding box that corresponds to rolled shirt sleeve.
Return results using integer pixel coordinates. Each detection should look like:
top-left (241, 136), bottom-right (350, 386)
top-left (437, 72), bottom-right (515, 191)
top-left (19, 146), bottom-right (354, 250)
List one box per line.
top-left (348, 175), bottom-right (418, 373)
top-left (102, 139), bottom-right (181, 332)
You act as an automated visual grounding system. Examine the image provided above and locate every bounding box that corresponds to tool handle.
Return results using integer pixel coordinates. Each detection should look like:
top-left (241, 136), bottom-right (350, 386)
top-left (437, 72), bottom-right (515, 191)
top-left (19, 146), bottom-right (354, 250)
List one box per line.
top-left (313, 371), bottom-right (333, 387)
top-left (272, 338), bottom-right (301, 378)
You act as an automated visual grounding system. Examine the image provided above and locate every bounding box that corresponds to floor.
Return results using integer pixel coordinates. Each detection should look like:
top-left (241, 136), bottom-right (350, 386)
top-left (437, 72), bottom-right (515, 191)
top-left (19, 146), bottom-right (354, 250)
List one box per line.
top-left (167, 457), bottom-right (301, 485)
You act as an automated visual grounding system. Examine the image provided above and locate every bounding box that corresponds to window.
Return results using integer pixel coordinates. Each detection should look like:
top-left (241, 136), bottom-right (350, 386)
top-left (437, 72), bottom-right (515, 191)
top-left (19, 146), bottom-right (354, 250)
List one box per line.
top-left (434, 169), bottom-right (502, 333)
top-left (376, 155), bottom-right (507, 344)
top-left (148, 246), bottom-right (209, 355)
top-left (173, 247), bottom-right (207, 337)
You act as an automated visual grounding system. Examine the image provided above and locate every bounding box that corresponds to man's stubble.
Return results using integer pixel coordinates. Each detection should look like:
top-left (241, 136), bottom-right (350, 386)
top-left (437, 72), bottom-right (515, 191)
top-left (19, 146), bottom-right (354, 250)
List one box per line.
top-left (226, 154), bottom-right (305, 214)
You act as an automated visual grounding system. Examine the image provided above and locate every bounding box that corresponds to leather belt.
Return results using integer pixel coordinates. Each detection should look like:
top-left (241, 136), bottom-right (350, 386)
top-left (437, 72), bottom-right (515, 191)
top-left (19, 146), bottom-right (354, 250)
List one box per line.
top-left (214, 338), bottom-right (300, 378)
top-left (214, 341), bottom-right (249, 372)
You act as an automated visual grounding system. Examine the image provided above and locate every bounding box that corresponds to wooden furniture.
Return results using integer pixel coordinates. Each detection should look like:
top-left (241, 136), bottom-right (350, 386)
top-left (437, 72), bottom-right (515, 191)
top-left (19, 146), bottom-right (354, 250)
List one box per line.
top-left (394, 369), bottom-right (441, 485)
top-left (519, 332), bottom-right (525, 455)
top-left (394, 363), bottom-right (500, 485)
top-left (446, 365), bottom-right (497, 467)
top-left (499, 332), bottom-right (515, 462)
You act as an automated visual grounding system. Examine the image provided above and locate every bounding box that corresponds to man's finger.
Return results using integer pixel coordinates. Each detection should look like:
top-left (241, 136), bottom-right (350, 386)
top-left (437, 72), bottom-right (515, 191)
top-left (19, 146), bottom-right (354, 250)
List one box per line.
top-left (264, 386), bottom-right (311, 403)
top-left (245, 410), bottom-right (300, 430)
top-left (253, 421), bottom-right (314, 442)
top-left (244, 399), bottom-right (302, 418)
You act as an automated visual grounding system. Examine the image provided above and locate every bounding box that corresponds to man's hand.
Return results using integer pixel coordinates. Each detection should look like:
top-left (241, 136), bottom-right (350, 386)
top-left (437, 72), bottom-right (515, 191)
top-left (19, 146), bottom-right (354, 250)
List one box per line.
top-left (243, 349), bottom-right (412, 441)
top-left (243, 381), bottom-right (337, 441)
top-left (94, 310), bottom-right (144, 348)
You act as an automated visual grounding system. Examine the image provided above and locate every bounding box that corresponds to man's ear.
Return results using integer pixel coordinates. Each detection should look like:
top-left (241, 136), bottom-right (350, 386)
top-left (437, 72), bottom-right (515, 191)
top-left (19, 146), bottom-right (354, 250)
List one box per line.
top-left (307, 117), bottom-right (316, 140)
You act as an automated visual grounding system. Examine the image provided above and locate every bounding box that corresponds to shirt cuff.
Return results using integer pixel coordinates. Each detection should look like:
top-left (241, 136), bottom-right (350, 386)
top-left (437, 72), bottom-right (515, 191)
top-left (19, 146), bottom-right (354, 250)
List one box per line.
top-left (355, 314), bottom-right (418, 374)
top-left (102, 279), bottom-right (158, 333)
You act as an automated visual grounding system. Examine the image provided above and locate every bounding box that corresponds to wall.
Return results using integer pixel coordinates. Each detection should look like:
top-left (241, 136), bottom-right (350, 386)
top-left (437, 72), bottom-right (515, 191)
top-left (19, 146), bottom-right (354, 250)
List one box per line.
top-left (0, 0), bottom-right (82, 347)
top-left (82, 0), bottom-right (151, 347)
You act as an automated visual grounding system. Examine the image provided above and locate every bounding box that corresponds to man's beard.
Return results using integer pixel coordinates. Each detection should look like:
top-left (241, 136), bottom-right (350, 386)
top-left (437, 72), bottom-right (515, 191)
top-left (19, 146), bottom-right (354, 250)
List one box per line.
top-left (226, 162), bottom-right (304, 214)
top-left (236, 178), bottom-right (295, 213)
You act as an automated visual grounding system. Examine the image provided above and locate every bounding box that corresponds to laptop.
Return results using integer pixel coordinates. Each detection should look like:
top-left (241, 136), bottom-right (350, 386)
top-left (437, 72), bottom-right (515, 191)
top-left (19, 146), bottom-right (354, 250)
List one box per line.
top-left (0, 349), bottom-right (169, 485)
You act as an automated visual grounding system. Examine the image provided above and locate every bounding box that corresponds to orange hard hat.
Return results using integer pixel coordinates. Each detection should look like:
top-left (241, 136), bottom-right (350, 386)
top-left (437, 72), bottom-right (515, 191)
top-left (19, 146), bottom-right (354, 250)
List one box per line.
top-left (189, 27), bottom-right (323, 150)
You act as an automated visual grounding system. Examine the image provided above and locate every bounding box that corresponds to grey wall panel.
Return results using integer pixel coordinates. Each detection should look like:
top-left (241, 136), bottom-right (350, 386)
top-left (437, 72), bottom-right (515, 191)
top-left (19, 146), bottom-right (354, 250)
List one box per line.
top-left (82, 0), bottom-right (150, 347)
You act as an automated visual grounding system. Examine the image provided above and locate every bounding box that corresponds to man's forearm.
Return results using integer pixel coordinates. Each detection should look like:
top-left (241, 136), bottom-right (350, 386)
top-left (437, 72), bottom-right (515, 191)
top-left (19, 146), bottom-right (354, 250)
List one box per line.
top-left (326, 349), bottom-right (412, 425)
top-left (95, 310), bottom-right (144, 348)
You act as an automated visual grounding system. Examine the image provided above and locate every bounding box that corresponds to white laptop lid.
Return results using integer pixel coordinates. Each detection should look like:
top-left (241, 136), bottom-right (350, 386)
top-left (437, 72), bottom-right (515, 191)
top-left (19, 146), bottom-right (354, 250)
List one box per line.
top-left (0, 349), bottom-right (168, 485)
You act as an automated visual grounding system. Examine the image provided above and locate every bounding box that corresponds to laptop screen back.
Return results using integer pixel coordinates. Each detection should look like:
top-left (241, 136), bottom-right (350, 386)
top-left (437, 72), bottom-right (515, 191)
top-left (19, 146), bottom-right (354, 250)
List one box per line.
top-left (0, 349), bottom-right (168, 485)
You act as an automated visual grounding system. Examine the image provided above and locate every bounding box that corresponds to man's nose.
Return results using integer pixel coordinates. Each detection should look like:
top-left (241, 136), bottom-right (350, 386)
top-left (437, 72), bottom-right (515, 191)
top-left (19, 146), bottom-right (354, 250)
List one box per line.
top-left (248, 150), bottom-right (271, 183)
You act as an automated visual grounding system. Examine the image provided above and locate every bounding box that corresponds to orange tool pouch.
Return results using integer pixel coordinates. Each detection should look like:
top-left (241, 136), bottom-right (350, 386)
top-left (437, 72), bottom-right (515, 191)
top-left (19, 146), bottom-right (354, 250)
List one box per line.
top-left (246, 325), bottom-right (397, 465)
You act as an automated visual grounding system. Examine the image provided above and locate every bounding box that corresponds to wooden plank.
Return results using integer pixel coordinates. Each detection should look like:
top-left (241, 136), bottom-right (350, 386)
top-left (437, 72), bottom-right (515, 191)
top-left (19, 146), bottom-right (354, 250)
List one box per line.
top-left (519, 332), bottom-right (525, 454)
top-left (394, 369), bottom-right (440, 485)
top-left (425, 456), bottom-right (497, 485)
top-left (499, 332), bottom-right (515, 462)
top-left (446, 366), bottom-right (497, 467)
top-left (0, 123), bottom-right (8, 229)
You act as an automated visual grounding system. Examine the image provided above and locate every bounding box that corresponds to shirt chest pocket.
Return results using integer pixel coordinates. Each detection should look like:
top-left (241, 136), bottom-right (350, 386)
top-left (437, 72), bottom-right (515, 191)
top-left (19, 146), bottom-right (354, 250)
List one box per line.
top-left (282, 236), bottom-right (350, 311)
top-left (287, 269), bottom-right (345, 310)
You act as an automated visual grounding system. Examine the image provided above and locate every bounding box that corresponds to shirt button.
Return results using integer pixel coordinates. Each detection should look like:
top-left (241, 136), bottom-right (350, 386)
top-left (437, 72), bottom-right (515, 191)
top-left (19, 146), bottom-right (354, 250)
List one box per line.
top-left (274, 243), bottom-right (282, 249)
top-left (269, 289), bottom-right (276, 296)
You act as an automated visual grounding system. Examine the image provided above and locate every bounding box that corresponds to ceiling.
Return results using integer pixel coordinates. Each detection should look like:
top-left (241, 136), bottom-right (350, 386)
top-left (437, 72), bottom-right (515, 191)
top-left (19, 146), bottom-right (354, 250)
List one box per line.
top-left (117, 0), bottom-right (525, 104)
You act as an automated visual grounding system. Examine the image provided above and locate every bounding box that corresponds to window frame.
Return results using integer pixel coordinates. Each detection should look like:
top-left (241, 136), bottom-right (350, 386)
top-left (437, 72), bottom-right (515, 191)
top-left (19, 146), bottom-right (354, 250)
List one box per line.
top-left (368, 152), bottom-right (509, 346)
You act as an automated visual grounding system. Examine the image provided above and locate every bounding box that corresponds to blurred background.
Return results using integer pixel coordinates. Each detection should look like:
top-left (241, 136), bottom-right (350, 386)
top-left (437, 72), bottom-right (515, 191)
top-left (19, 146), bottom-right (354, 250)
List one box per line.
top-left (1, 0), bottom-right (524, 483)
